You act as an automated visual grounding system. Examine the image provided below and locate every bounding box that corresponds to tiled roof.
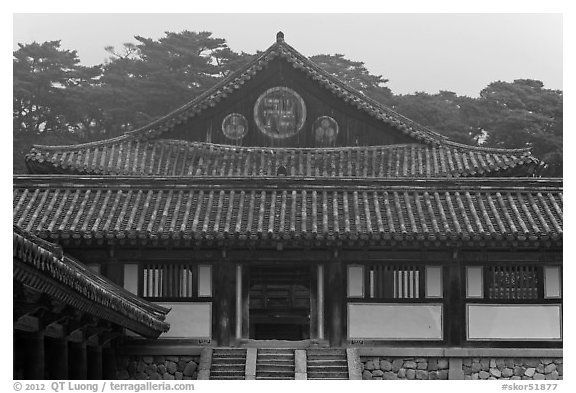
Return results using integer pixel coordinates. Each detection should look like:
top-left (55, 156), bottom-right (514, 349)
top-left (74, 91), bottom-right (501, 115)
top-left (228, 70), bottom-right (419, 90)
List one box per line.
top-left (13, 225), bottom-right (170, 338)
top-left (26, 140), bottom-right (542, 178)
top-left (26, 34), bottom-right (541, 179)
top-left (13, 176), bottom-right (562, 247)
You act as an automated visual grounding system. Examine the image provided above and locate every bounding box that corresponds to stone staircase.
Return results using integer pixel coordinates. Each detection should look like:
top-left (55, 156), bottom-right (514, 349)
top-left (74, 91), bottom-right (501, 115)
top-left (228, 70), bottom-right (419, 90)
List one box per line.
top-left (209, 348), bottom-right (247, 380)
top-left (256, 348), bottom-right (295, 380)
top-left (306, 348), bottom-right (349, 380)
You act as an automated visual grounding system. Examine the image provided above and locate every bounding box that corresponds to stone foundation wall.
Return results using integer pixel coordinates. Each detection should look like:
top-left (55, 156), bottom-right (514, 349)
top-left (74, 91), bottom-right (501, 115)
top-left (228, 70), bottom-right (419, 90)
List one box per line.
top-left (116, 355), bottom-right (201, 380)
top-left (463, 358), bottom-right (563, 380)
top-left (360, 357), bottom-right (449, 380)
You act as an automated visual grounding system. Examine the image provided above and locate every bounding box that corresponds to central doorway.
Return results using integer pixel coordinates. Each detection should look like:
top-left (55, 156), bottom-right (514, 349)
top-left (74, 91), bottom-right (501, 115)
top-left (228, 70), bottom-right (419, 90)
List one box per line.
top-left (248, 265), bottom-right (311, 340)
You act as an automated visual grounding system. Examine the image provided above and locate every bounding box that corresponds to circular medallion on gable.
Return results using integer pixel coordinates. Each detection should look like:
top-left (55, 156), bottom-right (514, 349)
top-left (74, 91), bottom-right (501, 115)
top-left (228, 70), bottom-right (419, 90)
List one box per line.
top-left (254, 87), bottom-right (306, 139)
top-left (313, 116), bottom-right (339, 145)
top-left (222, 113), bottom-right (248, 140)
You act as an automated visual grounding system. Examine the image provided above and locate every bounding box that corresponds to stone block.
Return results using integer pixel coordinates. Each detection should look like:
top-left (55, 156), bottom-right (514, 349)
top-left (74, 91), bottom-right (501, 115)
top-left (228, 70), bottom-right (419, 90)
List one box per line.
top-left (183, 361), bottom-right (197, 377)
top-left (362, 370), bottom-right (373, 380)
top-left (380, 360), bottom-right (392, 371)
top-left (398, 368), bottom-right (406, 378)
top-left (175, 372), bottom-right (183, 380)
top-left (480, 359), bottom-right (490, 371)
top-left (524, 368), bottom-right (536, 377)
top-left (544, 363), bottom-right (556, 374)
top-left (166, 361), bottom-right (177, 374)
top-left (438, 370), bottom-right (448, 380)
top-left (364, 360), bottom-right (375, 370)
top-left (392, 359), bottom-right (404, 372)
top-left (429, 371), bottom-right (439, 380)
top-left (463, 358), bottom-right (472, 367)
top-left (145, 365), bottom-right (157, 375)
top-left (372, 357), bottom-right (380, 367)
top-left (464, 375), bottom-right (472, 380)
top-left (406, 369), bottom-right (416, 380)
top-left (489, 359), bottom-right (496, 368)
top-left (142, 356), bottom-right (154, 364)
top-left (373, 376), bottom-right (382, 380)
top-left (556, 364), bottom-right (563, 375)
top-left (541, 358), bottom-right (554, 365)
top-left (177, 360), bottom-right (187, 372)
top-left (490, 368), bottom-right (502, 378)
top-left (157, 365), bottom-right (166, 375)
top-left (150, 372), bottom-right (161, 380)
top-left (470, 373), bottom-right (479, 380)
top-left (372, 369), bottom-right (384, 377)
top-left (166, 356), bottom-right (179, 362)
top-left (428, 359), bottom-right (438, 371)
top-left (524, 359), bottom-right (540, 368)
top-left (495, 359), bottom-right (506, 369)
top-left (437, 359), bottom-right (449, 369)
top-left (546, 371), bottom-right (559, 380)
top-left (511, 376), bottom-right (521, 380)
top-left (536, 364), bottom-right (545, 374)
top-left (163, 372), bottom-right (174, 380)
top-left (534, 373), bottom-right (545, 380)
top-left (522, 376), bottom-right (531, 380)
top-left (479, 371), bottom-right (490, 379)
top-left (514, 366), bottom-right (526, 376)
top-left (383, 372), bottom-right (398, 380)
top-left (505, 359), bottom-right (515, 369)
top-left (417, 362), bottom-right (428, 370)
top-left (404, 361), bottom-right (417, 369)
top-left (471, 362), bottom-right (482, 373)
top-left (488, 377), bottom-right (496, 380)
top-left (416, 370), bottom-right (428, 380)
top-left (553, 359), bottom-right (562, 364)
top-left (502, 368), bottom-right (513, 378)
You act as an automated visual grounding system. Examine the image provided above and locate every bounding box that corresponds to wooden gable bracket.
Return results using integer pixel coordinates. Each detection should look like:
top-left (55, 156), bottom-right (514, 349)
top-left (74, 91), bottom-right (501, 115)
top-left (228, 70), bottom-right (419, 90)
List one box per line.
top-left (45, 317), bottom-right (68, 339)
top-left (14, 313), bottom-right (41, 332)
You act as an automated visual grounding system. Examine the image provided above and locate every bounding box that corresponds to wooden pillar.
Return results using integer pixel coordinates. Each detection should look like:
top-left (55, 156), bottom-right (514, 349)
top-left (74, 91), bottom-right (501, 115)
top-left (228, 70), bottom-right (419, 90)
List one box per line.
top-left (327, 261), bottom-right (345, 347)
top-left (235, 264), bottom-right (242, 340)
top-left (214, 262), bottom-right (234, 346)
top-left (69, 342), bottom-right (88, 379)
top-left (446, 249), bottom-right (464, 346)
top-left (102, 346), bottom-right (117, 379)
top-left (317, 264), bottom-right (325, 340)
top-left (309, 265), bottom-right (318, 340)
top-left (46, 338), bottom-right (68, 379)
top-left (87, 346), bottom-right (103, 380)
top-left (23, 332), bottom-right (45, 379)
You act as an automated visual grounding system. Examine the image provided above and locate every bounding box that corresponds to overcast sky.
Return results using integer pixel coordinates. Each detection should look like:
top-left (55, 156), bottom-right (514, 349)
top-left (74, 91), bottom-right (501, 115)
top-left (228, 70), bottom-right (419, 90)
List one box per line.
top-left (13, 13), bottom-right (562, 97)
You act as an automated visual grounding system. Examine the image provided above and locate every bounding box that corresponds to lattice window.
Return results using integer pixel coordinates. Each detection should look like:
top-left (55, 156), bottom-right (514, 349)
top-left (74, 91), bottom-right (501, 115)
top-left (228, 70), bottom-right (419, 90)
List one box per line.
top-left (486, 265), bottom-right (540, 300)
top-left (367, 265), bottom-right (423, 299)
top-left (142, 263), bottom-right (194, 298)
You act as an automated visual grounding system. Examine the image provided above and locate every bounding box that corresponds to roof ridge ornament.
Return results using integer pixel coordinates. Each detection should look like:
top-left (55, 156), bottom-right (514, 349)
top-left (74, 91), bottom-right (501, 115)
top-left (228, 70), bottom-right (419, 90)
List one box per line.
top-left (276, 31), bottom-right (285, 42)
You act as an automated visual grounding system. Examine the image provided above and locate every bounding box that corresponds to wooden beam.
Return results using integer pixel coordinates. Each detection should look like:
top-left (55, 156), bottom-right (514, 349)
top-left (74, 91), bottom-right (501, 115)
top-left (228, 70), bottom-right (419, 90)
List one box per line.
top-left (14, 314), bottom-right (40, 332)
top-left (45, 321), bottom-right (65, 338)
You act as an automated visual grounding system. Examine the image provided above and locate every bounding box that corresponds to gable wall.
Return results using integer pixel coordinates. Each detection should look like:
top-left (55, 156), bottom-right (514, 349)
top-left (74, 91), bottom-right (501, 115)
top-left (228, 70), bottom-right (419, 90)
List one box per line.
top-left (163, 58), bottom-right (416, 148)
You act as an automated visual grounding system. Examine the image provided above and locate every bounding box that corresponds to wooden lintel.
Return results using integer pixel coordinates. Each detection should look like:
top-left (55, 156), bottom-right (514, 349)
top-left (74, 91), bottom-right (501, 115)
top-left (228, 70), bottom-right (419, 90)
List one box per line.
top-left (14, 314), bottom-right (40, 332)
top-left (45, 322), bottom-right (65, 339)
top-left (69, 328), bottom-right (85, 343)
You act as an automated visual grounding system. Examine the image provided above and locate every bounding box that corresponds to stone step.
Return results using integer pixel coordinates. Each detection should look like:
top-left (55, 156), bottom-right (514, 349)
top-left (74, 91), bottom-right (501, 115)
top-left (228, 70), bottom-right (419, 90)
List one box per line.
top-left (257, 348), bottom-right (295, 354)
top-left (307, 349), bottom-right (346, 355)
top-left (210, 370), bottom-right (246, 377)
top-left (257, 362), bottom-right (295, 368)
top-left (211, 357), bottom-right (246, 365)
top-left (211, 364), bottom-right (245, 371)
top-left (306, 353), bottom-right (346, 359)
top-left (213, 349), bottom-right (247, 355)
top-left (308, 367), bottom-right (349, 373)
top-left (257, 365), bottom-right (294, 373)
top-left (308, 377), bottom-right (349, 380)
top-left (256, 370), bottom-right (295, 378)
top-left (256, 377), bottom-right (295, 380)
top-left (308, 372), bottom-right (349, 378)
top-left (210, 375), bottom-right (246, 380)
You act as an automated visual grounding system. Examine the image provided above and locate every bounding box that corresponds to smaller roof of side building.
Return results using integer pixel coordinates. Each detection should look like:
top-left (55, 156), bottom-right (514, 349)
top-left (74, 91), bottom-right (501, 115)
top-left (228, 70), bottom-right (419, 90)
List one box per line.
top-left (25, 32), bottom-right (544, 178)
top-left (13, 225), bottom-right (170, 338)
top-left (13, 176), bottom-right (562, 248)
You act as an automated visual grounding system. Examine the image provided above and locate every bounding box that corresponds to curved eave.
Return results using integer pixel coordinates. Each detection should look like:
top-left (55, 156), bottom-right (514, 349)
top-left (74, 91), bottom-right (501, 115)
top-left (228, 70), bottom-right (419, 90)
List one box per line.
top-left (13, 226), bottom-right (170, 338)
